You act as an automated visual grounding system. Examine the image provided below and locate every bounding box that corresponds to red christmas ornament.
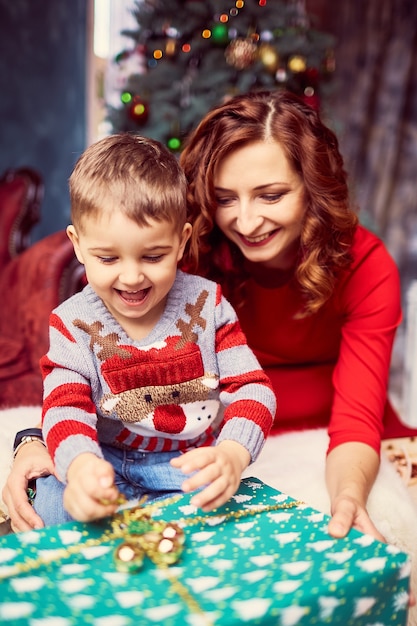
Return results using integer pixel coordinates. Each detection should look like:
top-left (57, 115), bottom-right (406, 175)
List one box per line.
top-left (128, 97), bottom-right (149, 125)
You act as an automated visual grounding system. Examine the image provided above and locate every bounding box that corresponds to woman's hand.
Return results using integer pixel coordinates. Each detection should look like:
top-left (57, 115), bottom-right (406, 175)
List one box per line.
top-left (170, 440), bottom-right (250, 511)
top-left (64, 453), bottom-right (121, 522)
top-left (328, 493), bottom-right (385, 540)
top-left (2, 440), bottom-right (54, 532)
top-left (326, 442), bottom-right (416, 608)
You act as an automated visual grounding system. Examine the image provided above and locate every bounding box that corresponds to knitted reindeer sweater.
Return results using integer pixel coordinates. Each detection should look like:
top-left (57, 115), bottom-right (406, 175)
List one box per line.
top-left (40, 270), bottom-right (276, 482)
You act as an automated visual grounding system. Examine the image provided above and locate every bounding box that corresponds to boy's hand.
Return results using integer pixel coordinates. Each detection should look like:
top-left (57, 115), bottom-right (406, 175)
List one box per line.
top-left (170, 440), bottom-right (250, 511)
top-left (64, 453), bottom-right (120, 521)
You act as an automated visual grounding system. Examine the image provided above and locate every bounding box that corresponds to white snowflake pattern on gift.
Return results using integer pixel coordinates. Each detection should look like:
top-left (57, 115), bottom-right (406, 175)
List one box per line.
top-left (143, 604), bottom-right (182, 621)
top-left (354, 533), bottom-right (375, 547)
top-left (353, 596), bottom-right (377, 617)
top-left (0, 548), bottom-right (18, 563)
top-left (17, 530), bottom-right (41, 544)
top-left (152, 566), bottom-right (184, 580)
top-left (281, 560), bottom-right (312, 575)
top-left (241, 569), bottom-right (269, 582)
top-left (80, 545), bottom-right (112, 560)
top-left (204, 515), bottom-right (226, 526)
top-left (232, 493), bottom-right (253, 503)
top-left (356, 557), bottom-right (387, 572)
top-left (273, 580), bottom-right (302, 594)
top-left (0, 602), bottom-right (36, 621)
top-left (392, 589), bottom-right (410, 612)
top-left (57, 529), bottom-right (83, 545)
top-left (185, 611), bottom-right (219, 626)
top-left (271, 531), bottom-right (301, 544)
top-left (61, 563), bottom-right (89, 575)
top-left (234, 520), bottom-right (256, 531)
top-left (279, 605), bottom-right (309, 626)
top-left (244, 480), bottom-right (263, 489)
top-left (322, 569), bottom-right (346, 583)
top-left (305, 539), bottom-right (335, 552)
top-left (231, 537), bottom-right (256, 549)
top-left (203, 586), bottom-right (239, 601)
top-left (209, 558), bottom-right (234, 570)
top-left (306, 512), bottom-right (325, 523)
top-left (231, 598), bottom-right (272, 621)
top-left (194, 543), bottom-right (225, 557)
top-left (114, 590), bottom-right (146, 608)
top-left (250, 555), bottom-right (275, 567)
top-left (318, 596), bottom-right (341, 619)
top-left (267, 511), bottom-right (293, 523)
top-left (325, 549), bottom-right (354, 564)
top-left (10, 576), bottom-right (45, 592)
top-left (58, 578), bottom-right (95, 594)
top-left (185, 576), bottom-right (220, 593)
top-left (66, 595), bottom-right (96, 610)
top-left (191, 531), bottom-right (216, 542)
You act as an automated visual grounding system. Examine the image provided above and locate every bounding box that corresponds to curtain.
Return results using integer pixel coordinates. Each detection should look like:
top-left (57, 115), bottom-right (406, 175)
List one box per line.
top-left (317, 0), bottom-right (417, 296)
top-left (309, 0), bottom-right (417, 410)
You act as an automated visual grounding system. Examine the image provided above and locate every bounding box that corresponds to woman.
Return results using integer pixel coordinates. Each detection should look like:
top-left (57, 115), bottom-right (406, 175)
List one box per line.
top-left (179, 89), bottom-right (404, 542)
top-left (2, 90), bottom-right (408, 540)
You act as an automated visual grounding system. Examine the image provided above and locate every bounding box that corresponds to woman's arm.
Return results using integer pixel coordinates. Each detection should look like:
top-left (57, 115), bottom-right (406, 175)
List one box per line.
top-left (2, 437), bottom-right (54, 532)
top-left (325, 441), bottom-right (385, 540)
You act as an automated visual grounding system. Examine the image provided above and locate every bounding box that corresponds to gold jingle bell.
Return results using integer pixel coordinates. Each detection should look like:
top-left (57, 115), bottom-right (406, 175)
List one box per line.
top-left (114, 541), bottom-right (145, 573)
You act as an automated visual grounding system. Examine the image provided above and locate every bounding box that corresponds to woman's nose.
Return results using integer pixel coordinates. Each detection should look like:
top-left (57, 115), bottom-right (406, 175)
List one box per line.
top-left (235, 203), bottom-right (263, 234)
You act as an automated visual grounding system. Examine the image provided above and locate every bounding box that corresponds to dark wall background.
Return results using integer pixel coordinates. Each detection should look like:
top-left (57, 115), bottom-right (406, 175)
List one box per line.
top-left (0, 0), bottom-right (88, 241)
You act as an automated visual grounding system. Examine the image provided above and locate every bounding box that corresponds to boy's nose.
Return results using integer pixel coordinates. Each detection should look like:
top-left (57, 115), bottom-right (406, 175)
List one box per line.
top-left (119, 265), bottom-right (144, 285)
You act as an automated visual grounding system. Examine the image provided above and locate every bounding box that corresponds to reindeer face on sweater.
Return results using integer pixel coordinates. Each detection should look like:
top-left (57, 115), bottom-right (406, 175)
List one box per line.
top-left (73, 290), bottom-right (221, 440)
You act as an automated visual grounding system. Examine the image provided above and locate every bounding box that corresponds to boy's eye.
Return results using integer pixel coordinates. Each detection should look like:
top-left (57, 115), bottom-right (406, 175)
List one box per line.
top-left (98, 256), bottom-right (117, 264)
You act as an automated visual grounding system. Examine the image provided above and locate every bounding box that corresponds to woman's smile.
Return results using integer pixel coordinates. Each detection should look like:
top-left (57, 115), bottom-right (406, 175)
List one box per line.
top-left (238, 227), bottom-right (281, 246)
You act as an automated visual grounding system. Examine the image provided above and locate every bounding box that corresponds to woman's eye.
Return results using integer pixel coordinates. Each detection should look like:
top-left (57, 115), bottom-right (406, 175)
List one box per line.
top-left (262, 193), bottom-right (284, 202)
top-left (216, 196), bottom-right (234, 206)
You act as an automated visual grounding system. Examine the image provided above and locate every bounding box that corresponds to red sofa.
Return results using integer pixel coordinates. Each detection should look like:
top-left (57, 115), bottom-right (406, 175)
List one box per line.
top-left (0, 168), bottom-right (85, 408)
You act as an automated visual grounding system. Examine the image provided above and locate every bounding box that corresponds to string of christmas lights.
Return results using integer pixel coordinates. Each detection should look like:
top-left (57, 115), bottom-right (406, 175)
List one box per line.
top-left (107, 0), bottom-right (335, 149)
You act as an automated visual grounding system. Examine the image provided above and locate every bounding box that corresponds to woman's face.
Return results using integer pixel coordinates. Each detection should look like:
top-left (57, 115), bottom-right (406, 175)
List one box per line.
top-left (213, 140), bottom-right (306, 270)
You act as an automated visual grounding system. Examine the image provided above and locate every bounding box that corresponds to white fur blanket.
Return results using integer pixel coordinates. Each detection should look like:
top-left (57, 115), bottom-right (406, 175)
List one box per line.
top-left (1, 407), bottom-right (417, 624)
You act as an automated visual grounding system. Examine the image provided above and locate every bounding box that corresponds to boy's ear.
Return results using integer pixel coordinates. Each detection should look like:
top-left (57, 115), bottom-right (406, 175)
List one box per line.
top-left (177, 222), bottom-right (192, 261)
top-left (66, 225), bottom-right (84, 265)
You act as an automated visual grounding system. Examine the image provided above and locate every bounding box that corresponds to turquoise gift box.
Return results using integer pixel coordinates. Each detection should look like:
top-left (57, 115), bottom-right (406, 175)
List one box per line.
top-left (0, 477), bottom-right (411, 625)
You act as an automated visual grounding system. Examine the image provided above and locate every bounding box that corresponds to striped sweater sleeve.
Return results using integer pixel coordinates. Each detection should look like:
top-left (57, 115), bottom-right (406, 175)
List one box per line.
top-left (212, 284), bottom-right (276, 462)
top-left (40, 311), bottom-right (104, 482)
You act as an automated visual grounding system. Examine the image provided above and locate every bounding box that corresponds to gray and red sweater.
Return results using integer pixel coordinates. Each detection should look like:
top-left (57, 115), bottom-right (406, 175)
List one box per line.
top-left (41, 270), bottom-right (276, 482)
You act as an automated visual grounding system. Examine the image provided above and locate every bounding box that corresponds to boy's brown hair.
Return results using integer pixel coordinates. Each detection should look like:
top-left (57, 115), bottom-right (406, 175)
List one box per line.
top-left (69, 133), bottom-right (187, 232)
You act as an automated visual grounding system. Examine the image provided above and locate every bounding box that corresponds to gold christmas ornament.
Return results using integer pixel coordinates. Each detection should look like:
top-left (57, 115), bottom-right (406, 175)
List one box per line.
top-left (288, 54), bottom-right (307, 73)
top-left (225, 38), bottom-right (257, 70)
top-left (258, 43), bottom-right (279, 73)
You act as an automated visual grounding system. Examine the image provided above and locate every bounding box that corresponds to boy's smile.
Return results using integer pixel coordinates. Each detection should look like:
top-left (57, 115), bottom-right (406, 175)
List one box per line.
top-left (67, 211), bottom-right (191, 340)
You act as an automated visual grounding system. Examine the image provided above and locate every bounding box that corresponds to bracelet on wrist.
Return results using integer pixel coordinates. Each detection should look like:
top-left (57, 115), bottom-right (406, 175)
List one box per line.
top-left (13, 428), bottom-right (45, 459)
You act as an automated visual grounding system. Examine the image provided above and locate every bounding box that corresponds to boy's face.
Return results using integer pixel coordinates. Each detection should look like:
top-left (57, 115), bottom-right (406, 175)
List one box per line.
top-left (67, 211), bottom-right (192, 339)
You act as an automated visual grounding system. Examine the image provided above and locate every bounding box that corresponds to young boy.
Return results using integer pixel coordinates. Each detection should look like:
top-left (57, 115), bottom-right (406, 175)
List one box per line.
top-left (34, 133), bottom-right (276, 526)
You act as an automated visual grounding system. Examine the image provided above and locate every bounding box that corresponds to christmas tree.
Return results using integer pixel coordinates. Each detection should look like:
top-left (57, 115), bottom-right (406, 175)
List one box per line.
top-left (107, 0), bottom-right (335, 151)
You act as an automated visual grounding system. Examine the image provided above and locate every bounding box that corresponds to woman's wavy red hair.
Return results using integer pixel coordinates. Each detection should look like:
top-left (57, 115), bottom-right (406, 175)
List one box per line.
top-left (179, 90), bottom-right (358, 315)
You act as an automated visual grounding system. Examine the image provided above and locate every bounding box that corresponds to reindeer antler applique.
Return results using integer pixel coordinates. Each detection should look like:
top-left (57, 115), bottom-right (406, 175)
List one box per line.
top-left (175, 290), bottom-right (209, 350)
top-left (73, 320), bottom-right (132, 361)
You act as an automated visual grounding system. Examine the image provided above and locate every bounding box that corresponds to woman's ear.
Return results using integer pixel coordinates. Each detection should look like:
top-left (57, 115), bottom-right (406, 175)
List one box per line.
top-left (66, 225), bottom-right (84, 265)
top-left (177, 222), bottom-right (193, 261)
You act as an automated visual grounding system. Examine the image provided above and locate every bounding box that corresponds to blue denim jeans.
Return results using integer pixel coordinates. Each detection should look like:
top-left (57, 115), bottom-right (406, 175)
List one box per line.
top-left (33, 445), bottom-right (187, 526)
